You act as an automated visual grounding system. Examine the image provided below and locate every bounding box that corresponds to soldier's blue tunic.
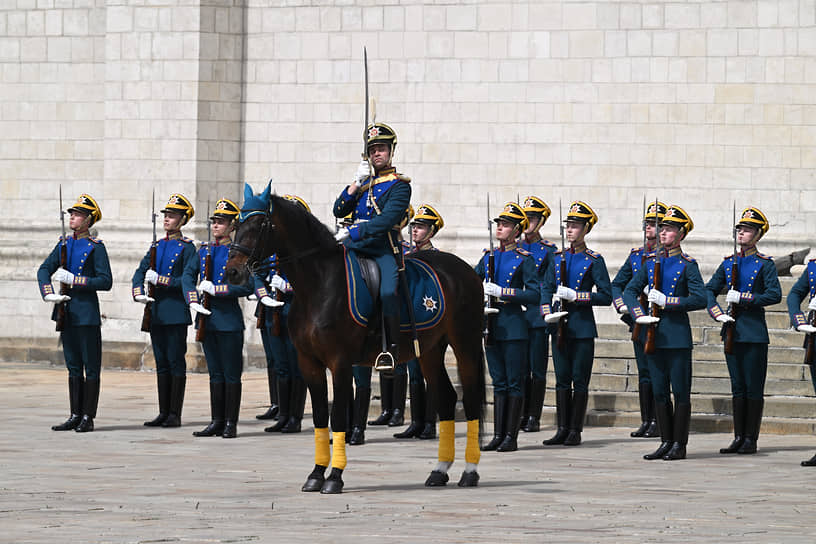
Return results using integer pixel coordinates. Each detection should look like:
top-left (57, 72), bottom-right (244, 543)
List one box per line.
top-left (183, 240), bottom-right (253, 384)
top-left (540, 243), bottom-right (613, 393)
top-left (333, 167), bottom-right (411, 319)
top-left (623, 247), bottom-right (707, 403)
top-left (475, 244), bottom-right (540, 397)
top-left (705, 248), bottom-right (781, 400)
top-left (37, 233), bottom-right (112, 380)
top-left (519, 237), bottom-right (557, 382)
top-left (132, 233), bottom-right (197, 377)
top-left (786, 260), bottom-right (816, 393)
top-left (611, 246), bottom-right (654, 386)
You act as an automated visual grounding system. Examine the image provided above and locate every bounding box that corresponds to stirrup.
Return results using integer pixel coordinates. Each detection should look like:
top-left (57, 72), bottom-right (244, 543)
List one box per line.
top-left (374, 351), bottom-right (395, 372)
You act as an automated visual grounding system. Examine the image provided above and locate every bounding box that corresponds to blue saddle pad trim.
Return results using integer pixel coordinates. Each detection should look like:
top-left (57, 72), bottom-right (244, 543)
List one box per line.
top-left (343, 248), bottom-right (446, 332)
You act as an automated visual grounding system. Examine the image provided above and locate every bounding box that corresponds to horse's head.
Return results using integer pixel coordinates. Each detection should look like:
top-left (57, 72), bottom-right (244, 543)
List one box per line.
top-left (224, 182), bottom-right (340, 286)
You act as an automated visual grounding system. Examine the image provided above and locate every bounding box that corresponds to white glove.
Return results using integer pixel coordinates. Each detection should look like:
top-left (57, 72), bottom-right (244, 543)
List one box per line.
top-left (145, 269), bottom-right (159, 285)
top-left (483, 282), bottom-right (502, 298)
top-left (556, 285), bottom-right (577, 302)
top-left (261, 295), bottom-right (285, 308)
top-left (198, 280), bottom-right (215, 295)
top-left (134, 294), bottom-right (155, 304)
top-left (635, 315), bottom-right (660, 325)
top-left (247, 294), bottom-right (258, 301)
top-left (354, 159), bottom-right (370, 183)
top-left (483, 306), bottom-right (499, 315)
top-left (44, 293), bottom-right (71, 303)
top-left (190, 302), bottom-right (211, 316)
top-left (544, 311), bottom-right (568, 324)
top-left (270, 274), bottom-right (287, 293)
top-left (726, 289), bottom-right (741, 304)
top-left (335, 227), bottom-right (350, 243)
top-left (648, 288), bottom-right (667, 308)
top-left (716, 314), bottom-right (735, 323)
top-left (618, 305), bottom-right (629, 315)
top-left (808, 298), bottom-right (816, 311)
top-left (53, 267), bottom-right (74, 285)
top-left (797, 324), bottom-right (816, 334)
top-left (643, 285), bottom-right (650, 296)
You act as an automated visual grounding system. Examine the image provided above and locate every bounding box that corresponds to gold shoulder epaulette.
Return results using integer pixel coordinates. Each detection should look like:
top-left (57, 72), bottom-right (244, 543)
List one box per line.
top-left (515, 248), bottom-right (531, 256)
top-left (397, 173), bottom-right (411, 183)
top-left (682, 252), bottom-right (696, 263)
top-left (585, 248), bottom-right (601, 258)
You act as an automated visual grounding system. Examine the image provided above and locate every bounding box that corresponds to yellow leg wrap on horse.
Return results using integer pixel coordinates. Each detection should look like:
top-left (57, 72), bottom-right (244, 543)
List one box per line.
top-left (315, 427), bottom-right (330, 467)
top-left (438, 420), bottom-right (455, 463)
top-left (465, 419), bottom-right (481, 465)
top-left (331, 432), bottom-right (347, 470)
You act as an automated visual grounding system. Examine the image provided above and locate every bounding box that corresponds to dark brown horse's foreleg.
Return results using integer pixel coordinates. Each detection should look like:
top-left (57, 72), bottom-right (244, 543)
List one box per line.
top-left (319, 365), bottom-right (353, 494)
top-left (301, 369), bottom-right (329, 492)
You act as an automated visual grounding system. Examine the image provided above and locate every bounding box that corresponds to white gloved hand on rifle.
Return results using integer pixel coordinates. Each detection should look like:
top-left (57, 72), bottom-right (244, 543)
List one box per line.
top-left (716, 314), bottom-right (735, 323)
top-left (483, 282), bottom-right (502, 298)
top-left (808, 298), bottom-right (816, 311)
top-left (556, 285), bottom-right (577, 302)
top-left (618, 304), bottom-right (629, 315)
top-left (261, 295), bottom-right (284, 308)
top-left (145, 269), bottom-right (159, 285)
top-left (648, 288), bottom-right (667, 308)
top-left (52, 267), bottom-right (74, 286)
top-left (797, 324), bottom-right (816, 334)
top-left (44, 293), bottom-right (71, 303)
top-left (544, 311), bottom-right (568, 324)
top-left (133, 294), bottom-right (154, 304)
top-left (190, 302), bottom-right (211, 316)
top-left (197, 280), bottom-right (215, 295)
top-left (335, 228), bottom-right (350, 243)
top-left (725, 289), bottom-right (742, 304)
top-left (636, 315), bottom-right (660, 325)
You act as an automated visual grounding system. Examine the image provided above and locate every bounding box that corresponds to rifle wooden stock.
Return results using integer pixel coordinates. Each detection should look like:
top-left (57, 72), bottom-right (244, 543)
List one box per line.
top-left (644, 256), bottom-right (661, 355)
top-left (805, 310), bottom-right (816, 365)
top-left (55, 242), bottom-right (68, 332)
top-left (723, 258), bottom-right (738, 355)
top-left (255, 295), bottom-right (266, 330)
top-left (556, 256), bottom-right (567, 351)
top-left (270, 289), bottom-right (282, 336)
top-left (140, 244), bottom-right (157, 333)
top-left (195, 249), bottom-right (213, 342)
top-left (484, 252), bottom-right (496, 346)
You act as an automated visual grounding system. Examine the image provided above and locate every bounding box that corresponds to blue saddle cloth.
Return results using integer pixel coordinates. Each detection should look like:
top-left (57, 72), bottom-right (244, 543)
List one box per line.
top-left (343, 248), bottom-right (446, 331)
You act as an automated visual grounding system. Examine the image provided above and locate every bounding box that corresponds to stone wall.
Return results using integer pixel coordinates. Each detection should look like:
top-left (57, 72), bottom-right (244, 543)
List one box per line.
top-left (1, 0), bottom-right (815, 346)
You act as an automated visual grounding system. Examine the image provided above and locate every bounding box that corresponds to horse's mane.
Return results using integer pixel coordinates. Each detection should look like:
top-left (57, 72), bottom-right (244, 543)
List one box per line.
top-left (271, 194), bottom-right (340, 253)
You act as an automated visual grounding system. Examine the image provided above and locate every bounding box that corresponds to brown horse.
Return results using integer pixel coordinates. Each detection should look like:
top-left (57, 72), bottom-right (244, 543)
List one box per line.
top-left (225, 187), bottom-right (486, 493)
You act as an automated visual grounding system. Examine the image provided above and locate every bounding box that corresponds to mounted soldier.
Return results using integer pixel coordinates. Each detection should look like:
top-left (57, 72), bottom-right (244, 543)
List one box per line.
top-left (333, 122), bottom-right (412, 370)
top-left (38, 192), bottom-right (112, 433)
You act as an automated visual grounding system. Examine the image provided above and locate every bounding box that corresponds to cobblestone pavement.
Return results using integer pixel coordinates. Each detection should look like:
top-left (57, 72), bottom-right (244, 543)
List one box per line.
top-left (2, 361), bottom-right (816, 544)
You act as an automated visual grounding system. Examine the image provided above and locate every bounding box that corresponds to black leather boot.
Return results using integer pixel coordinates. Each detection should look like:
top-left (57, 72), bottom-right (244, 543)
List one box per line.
top-left (384, 313), bottom-right (400, 362)
top-left (394, 382), bottom-right (425, 439)
top-left (631, 385), bottom-right (651, 437)
top-left (564, 391), bottom-right (588, 446)
top-left (642, 385), bottom-right (659, 437)
top-left (162, 375), bottom-right (186, 427)
top-left (194, 381), bottom-right (226, 437)
top-left (75, 378), bottom-right (99, 433)
top-left (144, 373), bottom-right (171, 426)
top-left (543, 389), bottom-right (571, 445)
top-left (388, 372), bottom-right (407, 427)
top-left (419, 384), bottom-right (437, 439)
top-left (481, 394), bottom-right (507, 451)
top-left (53, 376), bottom-right (83, 431)
top-left (720, 396), bottom-right (746, 454)
top-left (497, 395), bottom-right (524, 452)
top-left (369, 373), bottom-right (393, 425)
top-left (644, 401), bottom-right (674, 460)
top-left (222, 382), bottom-right (242, 438)
top-left (738, 398), bottom-right (763, 454)
top-left (281, 377), bottom-right (306, 433)
top-left (521, 377), bottom-right (546, 433)
top-left (663, 402), bottom-right (690, 460)
top-left (348, 386), bottom-right (371, 445)
top-left (256, 368), bottom-right (279, 420)
top-left (265, 377), bottom-right (290, 432)
top-left (802, 453), bottom-right (816, 466)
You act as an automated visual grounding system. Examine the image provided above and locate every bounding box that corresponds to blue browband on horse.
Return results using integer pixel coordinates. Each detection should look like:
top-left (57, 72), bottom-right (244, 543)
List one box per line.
top-left (239, 181), bottom-right (274, 223)
top-left (238, 209), bottom-right (265, 223)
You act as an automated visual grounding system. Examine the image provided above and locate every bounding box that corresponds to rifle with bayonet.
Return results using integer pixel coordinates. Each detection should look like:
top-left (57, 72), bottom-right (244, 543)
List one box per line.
top-left (196, 201), bottom-right (212, 342)
top-left (724, 202), bottom-right (738, 355)
top-left (484, 194), bottom-right (497, 346)
top-left (644, 197), bottom-right (661, 355)
top-left (140, 190), bottom-right (158, 333)
top-left (555, 200), bottom-right (567, 351)
top-left (632, 196), bottom-right (648, 342)
top-left (55, 185), bottom-right (68, 332)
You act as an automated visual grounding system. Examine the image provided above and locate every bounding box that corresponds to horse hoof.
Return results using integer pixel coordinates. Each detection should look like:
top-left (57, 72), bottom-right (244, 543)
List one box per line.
top-left (320, 478), bottom-right (344, 494)
top-left (424, 470), bottom-right (449, 487)
top-left (457, 471), bottom-right (479, 487)
top-left (302, 477), bottom-right (324, 492)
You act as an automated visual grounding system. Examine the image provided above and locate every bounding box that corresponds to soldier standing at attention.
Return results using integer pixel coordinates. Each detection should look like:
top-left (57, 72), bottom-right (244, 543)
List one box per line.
top-left (624, 205), bottom-right (706, 461)
top-left (185, 198), bottom-right (253, 438)
top-left (476, 202), bottom-right (539, 452)
top-left (394, 204), bottom-right (444, 440)
top-left (517, 196), bottom-right (557, 434)
top-left (132, 194), bottom-right (197, 428)
top-left (611, 201), bottom-right (666, 438)
top-left (253, 255), bottom-right (281, 422)
top-left (38, 194), bottom-right (112, 433)
top-left (706, 207), bottom-right (780, 455)
top-left (541, 201), bottom-right (612, 447)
